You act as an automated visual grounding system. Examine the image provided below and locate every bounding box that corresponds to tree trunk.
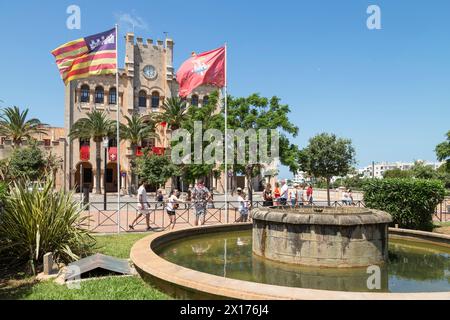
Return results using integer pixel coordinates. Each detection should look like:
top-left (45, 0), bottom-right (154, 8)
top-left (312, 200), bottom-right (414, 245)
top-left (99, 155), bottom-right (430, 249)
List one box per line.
top-left (131, 143), bottom-right (137, 193)
top-left (326, 177), bottom-right (331, 206)
top-left (246, 165), bottom-right (254, 204)
top-left (95, 140), bottom-right (102, 194)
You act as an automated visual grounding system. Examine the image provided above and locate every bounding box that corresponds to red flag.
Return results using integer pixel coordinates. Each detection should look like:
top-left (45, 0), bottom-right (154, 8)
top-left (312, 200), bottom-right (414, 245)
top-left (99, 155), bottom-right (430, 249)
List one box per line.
top-left (176, 47), bottom-right (225, 98)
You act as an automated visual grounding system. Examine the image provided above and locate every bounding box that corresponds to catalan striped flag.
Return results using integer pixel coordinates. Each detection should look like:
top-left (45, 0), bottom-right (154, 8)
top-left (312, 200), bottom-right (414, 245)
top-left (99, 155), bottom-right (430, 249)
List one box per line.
top-left (52, 28), bottom-right (117, 85)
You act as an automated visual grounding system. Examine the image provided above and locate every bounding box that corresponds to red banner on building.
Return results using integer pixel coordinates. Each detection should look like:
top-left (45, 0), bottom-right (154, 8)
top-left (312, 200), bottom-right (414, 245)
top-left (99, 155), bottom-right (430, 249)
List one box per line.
top-left (109, 147), bottom-right (118, 161)
top-left (152, 147), bottom-right (165, 156)
top-left (80, 145), bottom-right (90, 161)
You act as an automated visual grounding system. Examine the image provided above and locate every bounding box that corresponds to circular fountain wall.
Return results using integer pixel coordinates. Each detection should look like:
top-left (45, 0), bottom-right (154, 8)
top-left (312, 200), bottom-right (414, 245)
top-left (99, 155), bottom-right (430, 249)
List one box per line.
top-left (252, 207), bottom-right (393, 268)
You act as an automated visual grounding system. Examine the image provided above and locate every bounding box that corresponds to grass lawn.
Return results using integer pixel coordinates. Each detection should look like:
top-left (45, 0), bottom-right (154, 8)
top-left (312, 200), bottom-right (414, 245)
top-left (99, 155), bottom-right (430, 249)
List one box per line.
top-left (433, 221), bottom-right (450, 235)
top-left (0, 232), bottom-right (171, 300)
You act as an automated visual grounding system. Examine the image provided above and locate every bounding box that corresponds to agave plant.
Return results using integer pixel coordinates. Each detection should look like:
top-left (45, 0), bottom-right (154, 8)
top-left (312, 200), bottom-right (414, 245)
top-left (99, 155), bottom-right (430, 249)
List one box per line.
top-left (0, 179), bottom-right (95, 274)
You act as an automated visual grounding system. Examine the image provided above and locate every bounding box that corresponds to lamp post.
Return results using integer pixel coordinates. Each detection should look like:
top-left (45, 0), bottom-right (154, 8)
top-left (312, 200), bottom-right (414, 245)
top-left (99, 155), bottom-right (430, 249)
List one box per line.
top-left (103, 137), bottom-right (109, 210)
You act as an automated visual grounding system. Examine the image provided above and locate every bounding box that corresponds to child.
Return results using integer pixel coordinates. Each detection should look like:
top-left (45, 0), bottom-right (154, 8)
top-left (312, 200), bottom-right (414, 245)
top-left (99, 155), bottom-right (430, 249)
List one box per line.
top-left (166, 190), bottom-right (184, 230)
top-left (236, 188), bottom-right (250, 223)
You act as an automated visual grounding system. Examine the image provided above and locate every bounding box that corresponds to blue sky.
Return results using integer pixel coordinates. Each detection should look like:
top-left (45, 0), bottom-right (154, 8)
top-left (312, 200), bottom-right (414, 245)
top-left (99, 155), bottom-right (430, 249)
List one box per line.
top-left (0, 0), bottom-right (449, 178)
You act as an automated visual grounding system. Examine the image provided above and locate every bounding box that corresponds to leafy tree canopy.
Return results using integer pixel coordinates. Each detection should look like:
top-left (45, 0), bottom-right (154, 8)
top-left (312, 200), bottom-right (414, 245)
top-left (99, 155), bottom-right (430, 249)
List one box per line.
top-left (136, 152), bottom-right (180, 188)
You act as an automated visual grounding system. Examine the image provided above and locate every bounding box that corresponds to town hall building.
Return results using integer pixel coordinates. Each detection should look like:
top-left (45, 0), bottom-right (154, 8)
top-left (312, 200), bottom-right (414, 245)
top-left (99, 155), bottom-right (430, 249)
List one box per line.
top-left (64, 33), bottom-right (218, 194)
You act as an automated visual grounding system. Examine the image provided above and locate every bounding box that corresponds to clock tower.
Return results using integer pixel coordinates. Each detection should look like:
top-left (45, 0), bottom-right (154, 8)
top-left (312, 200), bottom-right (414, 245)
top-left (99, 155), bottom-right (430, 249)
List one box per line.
top-left (124, 33), bottom-right (177, 112)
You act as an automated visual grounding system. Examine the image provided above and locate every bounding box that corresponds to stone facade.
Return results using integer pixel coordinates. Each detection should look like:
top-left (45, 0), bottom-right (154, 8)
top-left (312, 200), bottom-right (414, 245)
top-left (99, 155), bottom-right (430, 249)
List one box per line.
top-left (252, 207), bottom-right (393, 268)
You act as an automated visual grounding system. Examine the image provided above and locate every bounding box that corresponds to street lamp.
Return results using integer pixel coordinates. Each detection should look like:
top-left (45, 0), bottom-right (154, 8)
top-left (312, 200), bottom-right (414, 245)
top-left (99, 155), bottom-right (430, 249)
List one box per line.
top-left (103, 137), bottom-right (109, 210)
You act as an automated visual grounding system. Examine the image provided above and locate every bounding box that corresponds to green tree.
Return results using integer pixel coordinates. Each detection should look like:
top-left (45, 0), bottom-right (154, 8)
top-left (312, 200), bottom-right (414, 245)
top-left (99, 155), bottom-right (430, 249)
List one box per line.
top-left (383, 168), bottom-right (412, 179)
top-left (69, 111), bottom-right (115, 194)
top-left (0, 106), bottom-right (48, 147)
top-left (9, 142), bottom-right (45, 180)
top-left (300, 133), bottom-right (356, 206)
top-left (136, 153), bottom-right (180, 189)
top-left (435, 130), bottom-right (450, 172)
top-left (155, 97), bottom-right (187, 131)
top-left (226, 94), bottom-right (299, 202)
top-left (120, 113), bottom-right (157, 191)
top-left (436, 165), bottom-right (450, 189)
top-left (411, 161), bottom-right (438, 180)
top-left (178, 92), bottom-right (222, 186)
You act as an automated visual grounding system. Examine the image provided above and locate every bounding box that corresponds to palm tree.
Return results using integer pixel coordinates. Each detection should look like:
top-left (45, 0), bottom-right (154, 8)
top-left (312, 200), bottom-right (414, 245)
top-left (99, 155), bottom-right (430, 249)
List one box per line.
top-left (69, 110), bottom-right (115, 194)
top-left (120, 113), bottom-right (158, 190)
top-left (154, 97), bottom-right (187, 131)
top-left (0, 106), bottom-right (48, 147)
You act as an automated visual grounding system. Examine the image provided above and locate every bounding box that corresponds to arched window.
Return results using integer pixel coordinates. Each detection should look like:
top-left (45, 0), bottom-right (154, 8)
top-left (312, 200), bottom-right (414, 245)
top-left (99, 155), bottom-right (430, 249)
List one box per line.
top-left (202, 95), bottom-right (209, 106)
top-left (138, 90), bottom-right (147, 108)
top-left (108, 138), bottom-right (117, 148)
top-left (142, 138), bottom-right (156, 149)
top-left (79, 138), bottom-right (90, 147)
top-left (191, 95), bottom-right (199, 107)
top-left (80, 85), bottom-right (90, 103)
top-left (151, 92), bottom-right (160, 109)
top-left (109, 88), bottom-right (117, 105)
top-left (95, 86), bottom-right (104, 104)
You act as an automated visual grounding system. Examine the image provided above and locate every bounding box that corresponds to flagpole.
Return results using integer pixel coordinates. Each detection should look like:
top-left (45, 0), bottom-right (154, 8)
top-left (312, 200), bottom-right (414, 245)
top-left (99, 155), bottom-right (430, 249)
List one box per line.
top-left (224, 43), bottom-right (229, 224)
top-left (115, 24), bottom-right (121, 234)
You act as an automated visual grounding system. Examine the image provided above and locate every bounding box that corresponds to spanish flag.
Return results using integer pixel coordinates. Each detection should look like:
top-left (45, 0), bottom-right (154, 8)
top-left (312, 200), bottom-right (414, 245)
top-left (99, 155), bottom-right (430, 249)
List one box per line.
top-left (52, 28), bottom-right (117, 85)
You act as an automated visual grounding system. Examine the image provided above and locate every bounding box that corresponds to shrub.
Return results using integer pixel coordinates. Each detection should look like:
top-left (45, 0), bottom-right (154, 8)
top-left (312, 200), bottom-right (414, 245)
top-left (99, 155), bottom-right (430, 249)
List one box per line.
top-left (0, 181), bottom-right (8, 212)
top-left (0, 179), bottom-right (95, 274)
top-left (363, 178), bottom-right (445, 231)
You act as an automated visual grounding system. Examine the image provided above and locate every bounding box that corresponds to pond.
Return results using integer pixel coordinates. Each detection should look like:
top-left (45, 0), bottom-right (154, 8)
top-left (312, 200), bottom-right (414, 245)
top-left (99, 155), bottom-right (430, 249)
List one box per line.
top-left (158, 230), bottom-right (450, 293)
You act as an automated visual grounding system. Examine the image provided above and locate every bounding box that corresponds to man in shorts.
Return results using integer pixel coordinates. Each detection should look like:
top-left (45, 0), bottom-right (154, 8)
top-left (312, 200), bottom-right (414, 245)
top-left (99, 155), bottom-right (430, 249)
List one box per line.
top-left (192, 179), bottom-right (211, 226)
top-left (129, 180), bottom-right (153, 231)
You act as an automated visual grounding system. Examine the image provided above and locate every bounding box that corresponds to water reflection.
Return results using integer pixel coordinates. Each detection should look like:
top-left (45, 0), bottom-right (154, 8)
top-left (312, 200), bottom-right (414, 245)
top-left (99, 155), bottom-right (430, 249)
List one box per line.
top-left (158, 230), bottom-right (450, 293)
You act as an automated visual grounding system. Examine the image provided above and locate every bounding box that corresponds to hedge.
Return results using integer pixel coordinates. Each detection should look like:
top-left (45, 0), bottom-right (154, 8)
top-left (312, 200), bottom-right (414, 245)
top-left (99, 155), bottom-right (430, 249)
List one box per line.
top-left (363, 178), bottom-right (445, 231)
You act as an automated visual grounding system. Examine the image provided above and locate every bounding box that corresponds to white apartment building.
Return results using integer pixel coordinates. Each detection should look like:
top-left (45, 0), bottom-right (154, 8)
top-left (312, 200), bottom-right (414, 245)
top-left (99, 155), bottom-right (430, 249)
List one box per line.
top-left (359, 161), bottom-right (444, 179)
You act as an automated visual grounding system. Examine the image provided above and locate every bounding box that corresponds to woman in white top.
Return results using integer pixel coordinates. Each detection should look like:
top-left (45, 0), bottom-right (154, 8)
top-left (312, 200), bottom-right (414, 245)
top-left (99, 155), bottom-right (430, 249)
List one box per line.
top-left (166, 190), bottom-right (184, 230)
top-left (342, 190), bottom-right (350, 206)
top-left (236, 188), bottom-right (250, 223)
top-left (290, 185), bottom-right (298, 207)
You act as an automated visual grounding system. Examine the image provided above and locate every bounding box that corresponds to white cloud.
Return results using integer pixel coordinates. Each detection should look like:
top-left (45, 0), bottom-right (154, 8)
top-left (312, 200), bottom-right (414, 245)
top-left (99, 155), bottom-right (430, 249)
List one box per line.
top-left (115, 11), bottom-right (149, 33)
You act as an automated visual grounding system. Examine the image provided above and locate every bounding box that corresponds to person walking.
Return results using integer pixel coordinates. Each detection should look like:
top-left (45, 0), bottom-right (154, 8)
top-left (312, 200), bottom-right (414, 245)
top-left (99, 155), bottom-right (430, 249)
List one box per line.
top-left (306, 184), bottom-right (314, 205)
top-left (165, 189), bottom-right (184, 230)
top-left (279, 179), bottom-right (289, 206)
top-left (342, 189), bottom-right (350, 205)
top-left (262, 183), bottom-right (273, 207)
top-left (290, 184), bottom-right (298, 207)
top-left (156, 189), bottom-right (164, 209)
top-left (236, 188), bottom-right (250, 223)
top-left (273, 182), bottom-right (281, 206)
top-left (192, 179), bottom-right (211, 226)
top-left (129, 180), bottom-right (152, 231)
top-left (348, 189), bottom-right (354, 206)
top-left (297, 184), bottom-right (307, 206)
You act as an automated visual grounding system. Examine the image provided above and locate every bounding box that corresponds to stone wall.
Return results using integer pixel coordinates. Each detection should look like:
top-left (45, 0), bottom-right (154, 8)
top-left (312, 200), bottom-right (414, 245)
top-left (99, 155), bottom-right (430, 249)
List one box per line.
top-left (252, 208), bottom-right (392, 268)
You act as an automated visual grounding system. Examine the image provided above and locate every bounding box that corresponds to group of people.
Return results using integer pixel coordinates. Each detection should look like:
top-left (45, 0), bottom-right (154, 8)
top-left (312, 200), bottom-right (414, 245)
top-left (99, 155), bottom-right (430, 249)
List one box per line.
top-left (263, 179), bottom-right (314, 207)
top-left (128, 178), bottom-right (356, 232)
top-left (129, 179), bottom-right (212, 231)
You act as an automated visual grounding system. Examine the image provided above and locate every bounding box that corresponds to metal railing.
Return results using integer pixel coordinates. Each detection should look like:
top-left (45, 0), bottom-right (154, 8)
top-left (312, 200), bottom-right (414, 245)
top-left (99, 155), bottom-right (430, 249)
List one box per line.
top-left (435, 198), bottom-right (450, 222)
top-left (80, 200), bottom-right (369, 233)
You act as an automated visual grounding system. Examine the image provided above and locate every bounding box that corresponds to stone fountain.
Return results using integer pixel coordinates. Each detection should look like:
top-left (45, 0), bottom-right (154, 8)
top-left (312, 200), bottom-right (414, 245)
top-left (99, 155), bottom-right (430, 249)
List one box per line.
top-left (252, 207), bottom-right (393, 268)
